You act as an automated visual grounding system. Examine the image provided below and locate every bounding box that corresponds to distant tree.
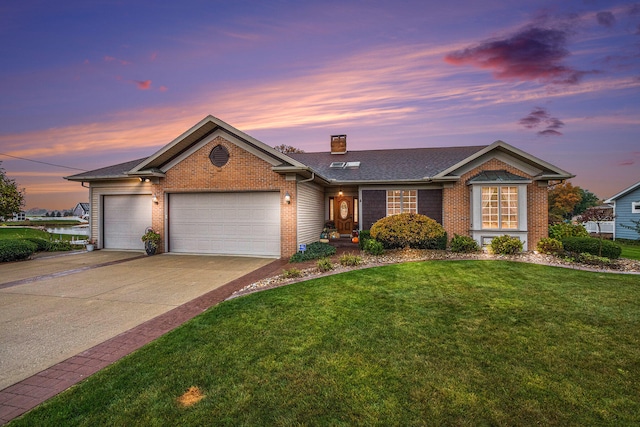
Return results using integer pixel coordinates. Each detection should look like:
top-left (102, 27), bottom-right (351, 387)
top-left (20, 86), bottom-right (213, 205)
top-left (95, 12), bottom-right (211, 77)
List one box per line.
top-left (572, 188), bottom-right (600, 217)
top-left (579, 207), bottom-right (615, 257)
top-left (274, 144), bottom-right (305, 154)
top-left (0, 162), bottom-right (25, 220)
top-left (55, 211), bottom-right (62, 218)
top-left (548, 181), bottom-right (581, 224)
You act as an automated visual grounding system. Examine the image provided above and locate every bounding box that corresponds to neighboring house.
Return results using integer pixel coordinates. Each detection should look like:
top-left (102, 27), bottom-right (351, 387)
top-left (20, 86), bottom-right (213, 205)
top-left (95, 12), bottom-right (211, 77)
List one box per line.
top-left (581, 204), bottom-right (614, 237)
top-left (604, 180), bottom-right (640, 240)
top-left (11, 212), bottom-right (26, 221)
top-left (73, 202), bottom-right (90, 219)
top-left (65, 115), bottom-right (573, 257)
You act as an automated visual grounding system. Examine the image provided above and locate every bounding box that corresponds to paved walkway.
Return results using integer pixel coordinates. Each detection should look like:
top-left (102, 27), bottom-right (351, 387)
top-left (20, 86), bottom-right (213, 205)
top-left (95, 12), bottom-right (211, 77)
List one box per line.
top-left (0, 251), bottom-right (288, 425)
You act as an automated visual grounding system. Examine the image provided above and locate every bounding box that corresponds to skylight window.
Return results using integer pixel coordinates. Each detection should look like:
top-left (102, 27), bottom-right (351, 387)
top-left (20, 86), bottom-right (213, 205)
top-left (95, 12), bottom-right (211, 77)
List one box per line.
top-left (345, 161), bottom-right (360, 169)
top-left (330, 162), bottom-right (346, 168)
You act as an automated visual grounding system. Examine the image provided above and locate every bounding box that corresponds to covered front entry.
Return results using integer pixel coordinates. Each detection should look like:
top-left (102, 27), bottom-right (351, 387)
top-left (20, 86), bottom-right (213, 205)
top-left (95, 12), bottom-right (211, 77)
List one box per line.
top-left (168, 192), bottom-right (281, 257)
top-left (103, 195), bottom-right (152, 250)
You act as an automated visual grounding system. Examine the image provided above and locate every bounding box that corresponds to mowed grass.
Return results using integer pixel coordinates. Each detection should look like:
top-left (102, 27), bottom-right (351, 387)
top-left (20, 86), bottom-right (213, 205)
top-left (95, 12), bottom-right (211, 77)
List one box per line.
top-left (0, 227), bottom-right (50, 240)
top-left (10, 261), bottom-right (640, 426)
top-left (619, 241), bottom-right (640, 260)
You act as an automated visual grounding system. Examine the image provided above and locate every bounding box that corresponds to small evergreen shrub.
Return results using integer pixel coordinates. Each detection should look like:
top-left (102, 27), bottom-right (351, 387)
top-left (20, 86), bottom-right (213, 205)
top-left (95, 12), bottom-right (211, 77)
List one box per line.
top-left (363, 239), bottom-right (384, 255)
top-left (282, 268), bottom-right (302, 279)
top-left (561, 237), bottom-right (621, 259)
top-left (289, 242), bottom-right (337, 262)
top-left (0, 239), bottom-right (37, 262)
top-left (576, 253), bottom-right (614, 267)
top-left (549, 223), bottom-right (589, 240)
top-left (339, 253), bottom-right (362, 266)
top-left (370, 213), bottom-right (446, 249)
top-left (21, 237), bottom-right (52, 252)
top-left (317, 258), bottom-right (334, 272)
top-left (358, 230), bottom-right (371, 250)
top-left (536, 238), bottom-right (563, 255)
top-left (490, 235), bottom-right (523, 255)
top-left (450, 234), bottom-right (479, 253)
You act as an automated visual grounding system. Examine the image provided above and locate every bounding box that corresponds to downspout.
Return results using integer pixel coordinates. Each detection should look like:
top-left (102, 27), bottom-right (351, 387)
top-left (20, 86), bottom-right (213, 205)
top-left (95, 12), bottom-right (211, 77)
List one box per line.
top-left (299, 172), bottom-right (315, 184)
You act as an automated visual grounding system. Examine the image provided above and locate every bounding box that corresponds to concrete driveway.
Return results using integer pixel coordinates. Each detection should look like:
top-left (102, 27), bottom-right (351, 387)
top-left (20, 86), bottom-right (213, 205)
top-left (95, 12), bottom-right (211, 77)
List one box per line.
top-left (0, 251), bottom-right (274, 390)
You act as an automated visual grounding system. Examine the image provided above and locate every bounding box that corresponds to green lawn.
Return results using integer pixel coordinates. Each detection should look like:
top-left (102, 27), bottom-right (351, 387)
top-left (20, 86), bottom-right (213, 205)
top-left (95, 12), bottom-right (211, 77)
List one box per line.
top-left (0, 227), bottom-right (86, 242)
top-left (10, 261), bottom-right (640, 426)
top-left (619, 241), bottom-right (640, 261)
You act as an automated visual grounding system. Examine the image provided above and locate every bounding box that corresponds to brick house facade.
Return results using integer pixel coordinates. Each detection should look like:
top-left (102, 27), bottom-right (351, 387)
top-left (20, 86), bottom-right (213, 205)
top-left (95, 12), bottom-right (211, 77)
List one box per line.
top-left (66, 115), bottom-right (573, 256)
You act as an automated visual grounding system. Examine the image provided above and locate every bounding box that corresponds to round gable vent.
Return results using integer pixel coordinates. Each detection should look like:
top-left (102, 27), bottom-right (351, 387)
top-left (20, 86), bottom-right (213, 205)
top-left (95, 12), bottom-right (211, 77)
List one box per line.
top-left (209, 145), bottom-right (230, 167)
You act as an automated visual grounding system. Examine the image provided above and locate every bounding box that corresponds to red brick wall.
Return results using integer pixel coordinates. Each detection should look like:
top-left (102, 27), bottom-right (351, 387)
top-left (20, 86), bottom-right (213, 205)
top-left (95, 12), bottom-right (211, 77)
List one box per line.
top-left (442, 158), bottom-right (549, 250)
top-left (150, 136), bottom-right (297, 257)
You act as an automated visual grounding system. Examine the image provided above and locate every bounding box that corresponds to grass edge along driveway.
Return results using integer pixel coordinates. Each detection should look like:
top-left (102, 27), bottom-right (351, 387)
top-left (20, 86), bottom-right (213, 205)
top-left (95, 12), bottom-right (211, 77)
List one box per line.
top-left (10, 260), bottom-right (640, 426)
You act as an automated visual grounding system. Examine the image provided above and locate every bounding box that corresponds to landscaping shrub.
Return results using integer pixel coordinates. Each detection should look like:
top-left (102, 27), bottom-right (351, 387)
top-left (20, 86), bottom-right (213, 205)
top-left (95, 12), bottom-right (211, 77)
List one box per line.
top-left (48, 240), bottom-right (74, 252)
top-left (370, 213), bottom-right (446, 250)
top-left (536, 237), bottom-right (563, 255)
top-left (490, 235), bottom-right (523, 255)
top-left (21, 237), bottom-right (52, 252)
top-left (339, 253), bottom-right (362, 266)
top-left (549, 223), bottom-right (589, 240)
top-left (450, 234), bottom-right (479, 253)
top-left (316, 257), bottom-right (334, 272)
top-left (0, 239), bottom-right (37, 262)
top-left (561, 237), bottom-right (621, 259)
top-left (576, 253), bottom-right (614, 268)
top-left (289, 242), bottom-right (336, 262)
top-left (363, 239), bottom-right (384, 255)
top-left (282, 268), bottom-right (302, 279)
top-left (358, 230), bottom-right (371, 250)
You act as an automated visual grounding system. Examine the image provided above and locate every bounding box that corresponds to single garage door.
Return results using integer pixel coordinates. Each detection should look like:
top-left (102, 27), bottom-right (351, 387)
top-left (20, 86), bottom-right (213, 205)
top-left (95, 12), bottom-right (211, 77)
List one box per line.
top-left (169, 192), bottom-right (281, 257)
top-left (103, 195), bottom-right (152, 250)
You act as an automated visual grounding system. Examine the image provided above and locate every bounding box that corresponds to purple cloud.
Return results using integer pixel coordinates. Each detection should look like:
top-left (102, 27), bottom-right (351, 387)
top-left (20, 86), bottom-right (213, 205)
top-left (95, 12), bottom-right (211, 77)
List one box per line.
top-left (519, 107), bottom-right (564, 136)
top-left (445, 27), bottom-right (590, 84)
top-left (596, 11), bottom-right (616, 28)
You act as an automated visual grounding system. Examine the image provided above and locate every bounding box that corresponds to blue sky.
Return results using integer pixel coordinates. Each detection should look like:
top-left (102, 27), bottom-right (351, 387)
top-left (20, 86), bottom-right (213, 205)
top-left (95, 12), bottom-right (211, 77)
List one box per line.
top-left (1, 0), bottom-right (639, 209)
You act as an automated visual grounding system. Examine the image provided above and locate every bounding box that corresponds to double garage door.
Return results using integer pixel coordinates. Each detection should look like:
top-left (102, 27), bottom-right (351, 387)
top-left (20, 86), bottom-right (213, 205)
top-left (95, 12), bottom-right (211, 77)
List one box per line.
top-left (103, 193), bottom-right (280, 257)
top-left (169, 192), bottom-right (281, 257)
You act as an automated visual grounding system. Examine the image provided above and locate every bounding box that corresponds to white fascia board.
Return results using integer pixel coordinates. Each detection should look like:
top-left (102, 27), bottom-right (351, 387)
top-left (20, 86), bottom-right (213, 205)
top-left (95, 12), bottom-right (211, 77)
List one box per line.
top-left (604, 180), bottom-right (640, 202)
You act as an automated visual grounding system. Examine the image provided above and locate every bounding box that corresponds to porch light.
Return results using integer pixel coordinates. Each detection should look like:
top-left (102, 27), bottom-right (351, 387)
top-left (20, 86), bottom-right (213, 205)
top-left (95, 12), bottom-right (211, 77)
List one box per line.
top-left (284, 192), bottom-right (291, 204)
top-left (152, 193), bottom-right (158, 204)
top-left (338, 189), bottom-right (343, 196)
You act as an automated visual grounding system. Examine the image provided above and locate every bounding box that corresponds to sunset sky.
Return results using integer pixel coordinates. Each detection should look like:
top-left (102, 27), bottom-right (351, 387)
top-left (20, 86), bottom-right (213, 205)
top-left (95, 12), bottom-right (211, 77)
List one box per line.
top-left (1, 0), bottom-right (639, 210)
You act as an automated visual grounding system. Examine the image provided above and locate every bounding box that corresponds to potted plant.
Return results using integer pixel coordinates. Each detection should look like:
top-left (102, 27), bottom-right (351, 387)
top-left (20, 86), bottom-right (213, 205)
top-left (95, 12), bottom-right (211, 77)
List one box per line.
top-left (86, 238), bottom-right (96, 252)
top-left (141, 228), bottom-right (161, 255)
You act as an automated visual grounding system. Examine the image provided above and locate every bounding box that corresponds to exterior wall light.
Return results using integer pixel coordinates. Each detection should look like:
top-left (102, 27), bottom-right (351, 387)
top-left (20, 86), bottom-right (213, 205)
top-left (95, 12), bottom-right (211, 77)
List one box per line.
top-left (152, 193), bottom-right (158, 204)
top-left (284, 192), bottom-right (291, 204)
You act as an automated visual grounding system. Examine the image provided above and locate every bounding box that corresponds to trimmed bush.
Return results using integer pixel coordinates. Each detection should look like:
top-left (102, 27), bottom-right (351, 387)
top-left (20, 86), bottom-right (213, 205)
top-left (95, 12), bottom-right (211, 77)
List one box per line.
top-left (289, 242), bottom-right (336, 262)
top-left (0, 239), bottom-right (37, 262)
top-left (490, 235), bottom-right (523, 255)
top-left (358, 230), bottom-right (371, 250)
top-left (561, 237), bottom-right (621, 259)
top-left (576, 253), bottom-right (614, 267)
top-left (537, 237), bottom-right (563, 255)
top-left (317, 258), bottom-right (334, 272)
top-left (549, 223), bottom-right (589, 240)
top-left (450, 234), bottom-right (479, 253)
top-left (363, 239), bottom-right (384, 255)
top-left (21, 237), bottom-right (52, 252)
top-left (370, 213), bottom-right (446, 250)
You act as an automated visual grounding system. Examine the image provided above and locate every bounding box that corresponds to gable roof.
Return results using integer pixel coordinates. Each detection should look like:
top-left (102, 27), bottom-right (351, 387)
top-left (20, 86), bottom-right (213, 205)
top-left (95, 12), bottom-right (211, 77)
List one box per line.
top-left (604, 179), bottom-right (640, 203)
top-left (467, 170), bottom-right (531, 184)
top-left (65, 116), bottom-right (573, 185)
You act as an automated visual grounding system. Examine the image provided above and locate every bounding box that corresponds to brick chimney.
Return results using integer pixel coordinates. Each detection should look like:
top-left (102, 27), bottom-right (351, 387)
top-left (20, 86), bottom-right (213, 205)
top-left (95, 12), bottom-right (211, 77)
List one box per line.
top-left (330, 134), bottom-right (347, 154)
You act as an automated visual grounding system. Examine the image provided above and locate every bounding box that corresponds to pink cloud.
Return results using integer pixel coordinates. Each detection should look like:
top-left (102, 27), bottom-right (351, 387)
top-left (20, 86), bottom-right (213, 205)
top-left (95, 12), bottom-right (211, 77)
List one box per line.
top-left (104, 55), bottom-right (130, 65)
top-left (134, 80), bottom-right (152, 90)
top-left (159, 85), bottom-right (168, 92)
top-left (519, 107), bottom-right (564, 136)
top-left (445, 27), bottom-right (594, 84)
top-left (618, 160), bottom-right (635, 166)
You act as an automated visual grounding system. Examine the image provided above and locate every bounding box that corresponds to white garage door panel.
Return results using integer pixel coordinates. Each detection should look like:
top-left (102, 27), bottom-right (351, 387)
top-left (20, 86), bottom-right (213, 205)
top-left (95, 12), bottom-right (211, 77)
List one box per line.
top-left (169, 192), bottom-right (280, 256)
top-left (103, 195), bottom-right (152, 250)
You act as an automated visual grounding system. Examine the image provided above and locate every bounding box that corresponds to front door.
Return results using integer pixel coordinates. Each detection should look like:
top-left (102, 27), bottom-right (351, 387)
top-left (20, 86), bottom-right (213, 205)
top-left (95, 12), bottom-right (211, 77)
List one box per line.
top-left (334, 196), bottom-right (354, 235)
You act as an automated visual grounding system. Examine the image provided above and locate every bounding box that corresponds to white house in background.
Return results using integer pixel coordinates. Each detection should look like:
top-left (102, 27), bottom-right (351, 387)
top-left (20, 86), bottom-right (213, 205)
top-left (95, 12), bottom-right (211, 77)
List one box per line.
top-left (11, 212), bottom-right (26, 221)
top-left (73, 202), bottom-right (90, 220)
top-left (604, 179), bottom-right (640, 240)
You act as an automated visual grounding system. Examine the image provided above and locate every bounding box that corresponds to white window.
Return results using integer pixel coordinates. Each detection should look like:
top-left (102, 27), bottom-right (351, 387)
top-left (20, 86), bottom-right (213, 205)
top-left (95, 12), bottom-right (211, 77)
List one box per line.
top-left (387, 190), bottom-right (417, 215)
top-left (632, 202), bottom-right (640, 214)
top-left (481, 186), bottom-right (518, 229)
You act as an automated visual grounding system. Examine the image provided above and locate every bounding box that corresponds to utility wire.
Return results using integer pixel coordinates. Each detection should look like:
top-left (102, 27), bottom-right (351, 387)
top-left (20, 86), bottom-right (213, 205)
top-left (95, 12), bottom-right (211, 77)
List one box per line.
top-left (0, 152), bottom-right (88, 172)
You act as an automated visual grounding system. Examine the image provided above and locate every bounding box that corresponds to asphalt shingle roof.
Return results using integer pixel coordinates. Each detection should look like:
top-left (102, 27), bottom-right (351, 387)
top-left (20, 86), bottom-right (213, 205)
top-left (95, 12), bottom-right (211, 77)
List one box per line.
top-left (65, 158), bottom-right (147, 180)
top-left (288, 145), bottom-right (487, 182)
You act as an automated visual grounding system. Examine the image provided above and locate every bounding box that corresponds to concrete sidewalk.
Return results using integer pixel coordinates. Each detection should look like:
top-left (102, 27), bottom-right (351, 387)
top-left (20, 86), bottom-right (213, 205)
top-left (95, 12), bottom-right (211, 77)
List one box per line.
top-left (0, 250), bottom-right (287, 424)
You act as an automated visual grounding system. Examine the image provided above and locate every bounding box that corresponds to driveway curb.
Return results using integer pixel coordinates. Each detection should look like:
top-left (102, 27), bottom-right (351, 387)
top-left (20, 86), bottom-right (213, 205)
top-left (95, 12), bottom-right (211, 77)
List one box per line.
top-left (0, 257), bottom-right (288, 425)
